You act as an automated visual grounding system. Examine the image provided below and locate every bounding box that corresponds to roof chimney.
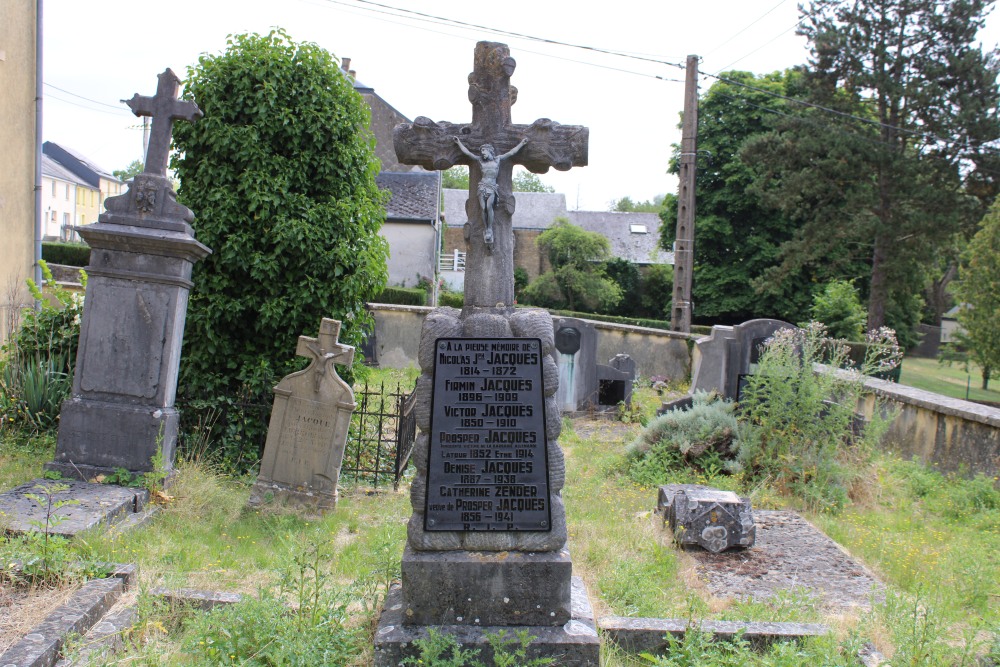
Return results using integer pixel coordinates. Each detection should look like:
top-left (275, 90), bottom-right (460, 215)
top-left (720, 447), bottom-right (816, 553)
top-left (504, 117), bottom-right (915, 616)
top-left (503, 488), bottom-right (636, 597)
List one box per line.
top-left (341, 57), bottom-right (351, 72)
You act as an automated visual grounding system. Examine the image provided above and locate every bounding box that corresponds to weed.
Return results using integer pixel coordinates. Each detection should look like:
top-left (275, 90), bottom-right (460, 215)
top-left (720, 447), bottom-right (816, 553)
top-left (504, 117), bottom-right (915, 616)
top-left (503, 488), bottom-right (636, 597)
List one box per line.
top-left (401, 628), bottom-right (552, 667)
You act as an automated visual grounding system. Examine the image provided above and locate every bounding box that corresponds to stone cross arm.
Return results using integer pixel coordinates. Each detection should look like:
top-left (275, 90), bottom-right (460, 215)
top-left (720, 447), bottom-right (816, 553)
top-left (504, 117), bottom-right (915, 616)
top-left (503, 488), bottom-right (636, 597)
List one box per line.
top-left (394, 116), bottom-right (588, 173)
top-left (124, 68), bottom-right (203, 177)
top-left (296, 318), bottom-right (355, 368)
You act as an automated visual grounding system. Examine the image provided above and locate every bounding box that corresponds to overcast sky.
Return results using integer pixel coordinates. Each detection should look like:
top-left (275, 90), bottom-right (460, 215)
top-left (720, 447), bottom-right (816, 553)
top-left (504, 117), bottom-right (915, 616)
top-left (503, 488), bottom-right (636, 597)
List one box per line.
top-left (42, 0), bottom-right (1000, 212)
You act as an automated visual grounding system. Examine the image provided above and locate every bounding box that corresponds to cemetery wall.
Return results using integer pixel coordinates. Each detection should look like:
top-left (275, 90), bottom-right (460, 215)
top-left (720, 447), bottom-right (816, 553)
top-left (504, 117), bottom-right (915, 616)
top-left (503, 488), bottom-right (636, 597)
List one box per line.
top-left (0, 3), bottom-right (37, 346)
top-left (857, 375), bottom-right (1000, 482)
top-left (367, 303), bottom-right (693, 381)
top-left (383, 223), bottom-right (438, 293)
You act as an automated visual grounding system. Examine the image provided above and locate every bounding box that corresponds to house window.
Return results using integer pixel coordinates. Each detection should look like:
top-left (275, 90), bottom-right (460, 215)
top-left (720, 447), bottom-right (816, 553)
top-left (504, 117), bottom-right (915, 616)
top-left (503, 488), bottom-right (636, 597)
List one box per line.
top-left (50, 210), bottom-right (56, 222)
top-left (65, 184), bottom-right (70, 200)
top-left (629, 224), bottom-right (648, 234)
top-left (51, 181), bottom-right (56, 196)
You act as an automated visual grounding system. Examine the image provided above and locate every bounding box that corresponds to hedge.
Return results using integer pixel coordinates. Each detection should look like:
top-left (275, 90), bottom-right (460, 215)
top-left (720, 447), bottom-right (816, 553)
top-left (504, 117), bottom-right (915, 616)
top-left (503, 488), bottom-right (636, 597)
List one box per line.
top-left (374, 286), bottom-right (427, 307)
top-left (42, 242), bottom-right (90, 267)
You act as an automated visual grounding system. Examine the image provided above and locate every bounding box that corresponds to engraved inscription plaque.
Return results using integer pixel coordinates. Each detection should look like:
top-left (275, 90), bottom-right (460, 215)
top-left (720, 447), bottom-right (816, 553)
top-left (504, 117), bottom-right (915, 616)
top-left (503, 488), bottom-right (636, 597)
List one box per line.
top-left (425, 337), bottom-right (550, 532)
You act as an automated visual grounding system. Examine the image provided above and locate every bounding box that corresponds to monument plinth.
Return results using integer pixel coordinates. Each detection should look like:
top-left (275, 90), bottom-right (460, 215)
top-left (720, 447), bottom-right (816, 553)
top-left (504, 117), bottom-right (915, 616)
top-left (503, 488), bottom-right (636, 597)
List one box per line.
top-left (49, 69), bottom-right (210, 482)
top-left (374, 42), bottom-right (598, 666)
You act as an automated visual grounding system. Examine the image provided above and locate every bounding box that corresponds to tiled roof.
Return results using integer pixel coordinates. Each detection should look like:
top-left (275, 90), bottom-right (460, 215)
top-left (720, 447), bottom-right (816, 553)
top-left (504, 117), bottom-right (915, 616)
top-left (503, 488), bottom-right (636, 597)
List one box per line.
top-left (443, 188), bottom-right (568, 229)
top-left (570, 211), bottom-right (672, 265)
top-left (377, 171), bottom-right (439, 223)
top-left (41, 154), bottom-right (90, 187)
top-left (42, 141), bottom-right (120, 188)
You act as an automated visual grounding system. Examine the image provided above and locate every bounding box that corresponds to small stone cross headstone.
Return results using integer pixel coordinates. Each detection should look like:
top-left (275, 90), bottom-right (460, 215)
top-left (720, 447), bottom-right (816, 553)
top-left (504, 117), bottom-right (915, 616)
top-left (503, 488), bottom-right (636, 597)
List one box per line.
top-left (49, 68), bottom-right (209, 483)
top-left (249, 319), bottom-right (357, 511)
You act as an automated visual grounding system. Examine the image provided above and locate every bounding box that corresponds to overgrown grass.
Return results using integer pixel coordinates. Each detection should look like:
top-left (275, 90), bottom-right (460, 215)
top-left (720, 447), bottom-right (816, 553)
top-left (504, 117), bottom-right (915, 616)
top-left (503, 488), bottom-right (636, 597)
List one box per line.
top-left (899, 355), bottom-right (1000, 403)
top-left (1, 372), bottom-right (998, 664)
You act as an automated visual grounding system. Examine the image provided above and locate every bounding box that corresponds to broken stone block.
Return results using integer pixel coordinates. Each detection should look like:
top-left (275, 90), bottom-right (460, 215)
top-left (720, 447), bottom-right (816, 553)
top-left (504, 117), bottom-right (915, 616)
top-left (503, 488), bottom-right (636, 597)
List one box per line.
top-left (657, 484), bottom-right (755, 553)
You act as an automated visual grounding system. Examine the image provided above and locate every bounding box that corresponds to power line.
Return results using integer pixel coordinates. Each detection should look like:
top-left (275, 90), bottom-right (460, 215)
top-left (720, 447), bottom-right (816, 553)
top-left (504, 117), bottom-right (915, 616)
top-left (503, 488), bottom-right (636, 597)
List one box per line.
top-left (44, 82), bottom-right (129, 112)
top-left (704, 0), bottom-right (789, 57)
top-left (321, 0), bottom-right (688, 72)
top-left (45, 91), bottom-right (131, 117)
top-left (711, 17), bottom-right (807, 74)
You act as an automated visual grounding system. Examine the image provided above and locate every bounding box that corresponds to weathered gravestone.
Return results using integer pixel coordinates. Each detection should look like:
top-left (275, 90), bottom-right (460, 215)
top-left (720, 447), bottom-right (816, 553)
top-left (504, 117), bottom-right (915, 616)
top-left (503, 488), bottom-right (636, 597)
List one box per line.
top-left (374, 42), bottom-right (598, 666)
top-left (248, 319), bottom-right (356, 511)
top-left (684, 318), bottom-right (795, 403)
top-left (49, 69), bottom-right (209, 482)
top-left (657, 484), bottom-right (755, 553)
top-left (554, 318), bottom-right (635, 413)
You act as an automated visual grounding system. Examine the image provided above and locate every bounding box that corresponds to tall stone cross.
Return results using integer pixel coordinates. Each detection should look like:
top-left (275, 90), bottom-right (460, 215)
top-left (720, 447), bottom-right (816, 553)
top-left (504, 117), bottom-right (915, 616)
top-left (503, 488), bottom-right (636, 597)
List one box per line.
top-left (124, 68), bottom-right (203, 177)
top-left (295, 319), bottom-right (355, 393)
top-left (394, 42), bottom-right (588, 310)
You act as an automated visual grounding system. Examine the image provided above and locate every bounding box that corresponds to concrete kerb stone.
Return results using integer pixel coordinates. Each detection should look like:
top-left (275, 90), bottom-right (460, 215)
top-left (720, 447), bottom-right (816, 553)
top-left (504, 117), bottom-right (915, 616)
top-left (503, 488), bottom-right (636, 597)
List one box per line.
top-left (0, 577), bottom-right (125, 667)
top-left (598, 616), bottom-right (830, 654)
top-left (149, 588), bottom-right (244, 612)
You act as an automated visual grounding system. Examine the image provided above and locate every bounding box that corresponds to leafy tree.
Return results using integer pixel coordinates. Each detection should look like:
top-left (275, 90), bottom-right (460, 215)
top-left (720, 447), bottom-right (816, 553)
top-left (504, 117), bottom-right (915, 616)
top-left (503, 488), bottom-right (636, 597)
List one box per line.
top-left (603, 258), bottom-right (642, 316)
top-left (113, 159), bottom-right (144, 183)
top-left (610, 195), bottom-right (664, 213)
top-left (512, 169), bottom-right (554, 193)
top-left (809, 280), bottom-right (867, 340)
top-left (662, 70), bottom-right (824, 324)
top-left (521, 218), bottom-right (621, 312)
top-left (441, 166), bottom-right (469, 190)
top-left (953, 202), bottom-right (1000, 389)
top-left (745, 0), bottom-right (1000, 333)
top-left (172, 30), bottom-right (388, 403)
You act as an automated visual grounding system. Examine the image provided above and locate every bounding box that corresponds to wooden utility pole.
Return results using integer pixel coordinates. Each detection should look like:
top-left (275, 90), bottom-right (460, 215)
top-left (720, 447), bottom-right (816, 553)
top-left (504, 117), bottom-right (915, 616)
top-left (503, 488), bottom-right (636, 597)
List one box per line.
top-left (671, 55), bottom-right (699, 333)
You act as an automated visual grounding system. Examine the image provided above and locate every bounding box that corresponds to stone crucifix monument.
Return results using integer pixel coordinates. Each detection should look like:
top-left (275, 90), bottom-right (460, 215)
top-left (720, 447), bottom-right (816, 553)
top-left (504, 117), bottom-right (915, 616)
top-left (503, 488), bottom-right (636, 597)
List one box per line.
top-left (374, 42), bottom-right (597, 666)
top-left (249, 319), bottom-right (357, 511)
top-left (48, 69), bottom-right (210, 482)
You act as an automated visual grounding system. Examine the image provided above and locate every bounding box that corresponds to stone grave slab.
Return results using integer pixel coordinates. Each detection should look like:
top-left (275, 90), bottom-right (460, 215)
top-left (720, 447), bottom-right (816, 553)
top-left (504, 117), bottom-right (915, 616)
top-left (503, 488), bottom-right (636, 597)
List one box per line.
top-left (249, 318), bottom-right (356, 511)
top-left (658, 484), bottom-right (755, 553)
top-left (0, 480), bottom-right (149, 537)
top-left (687, 510), bottom-right (885, 610)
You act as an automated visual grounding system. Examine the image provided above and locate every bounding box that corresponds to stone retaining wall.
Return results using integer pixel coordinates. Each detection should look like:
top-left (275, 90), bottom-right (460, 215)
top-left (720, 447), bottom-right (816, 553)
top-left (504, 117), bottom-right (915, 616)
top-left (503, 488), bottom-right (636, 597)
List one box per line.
top-left (367, 303), bottom-right (694, 382)
top-left (858, 376), bottom-right (1000, 481)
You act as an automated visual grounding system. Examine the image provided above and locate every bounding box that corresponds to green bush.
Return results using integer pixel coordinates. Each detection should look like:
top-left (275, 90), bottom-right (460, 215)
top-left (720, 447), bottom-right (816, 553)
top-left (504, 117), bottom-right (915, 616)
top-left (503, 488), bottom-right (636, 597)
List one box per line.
top-left (41, 242), bottom-right (90, 267)
top-left (374, 286), bottom-right (427, 306)
top-left (809, 280), bottom-right (866, 341)
top-left (439, 290), bottom-right (464, 308)
top-left (737, 323), bottom-right (900, 512)
top-left (171, 30), bottom-right (388, 469)
top-left (545, 309), bottom-right (672, 330)
top-left (626, 391), bottom-right (741, 486)
top-left (0, 261), bottom-right (85, 435)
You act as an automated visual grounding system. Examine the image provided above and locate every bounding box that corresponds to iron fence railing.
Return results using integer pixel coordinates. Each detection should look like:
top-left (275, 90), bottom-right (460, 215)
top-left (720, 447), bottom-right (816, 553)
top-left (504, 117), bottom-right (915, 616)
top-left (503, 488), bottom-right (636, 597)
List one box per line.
top-left (177, 381), bottom-right (416, 489)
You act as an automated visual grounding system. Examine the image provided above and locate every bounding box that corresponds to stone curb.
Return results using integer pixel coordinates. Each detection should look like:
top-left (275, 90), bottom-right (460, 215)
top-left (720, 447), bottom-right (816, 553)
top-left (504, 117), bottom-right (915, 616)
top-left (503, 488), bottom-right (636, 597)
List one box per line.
top-left (0, 577), bottom-right (124, 667)
top-left (598, 616), bottom-right (830, 654)
top-left (53, 605), bottom-right (137, 667)
top-left (149, 588), bottom-right (244, 611)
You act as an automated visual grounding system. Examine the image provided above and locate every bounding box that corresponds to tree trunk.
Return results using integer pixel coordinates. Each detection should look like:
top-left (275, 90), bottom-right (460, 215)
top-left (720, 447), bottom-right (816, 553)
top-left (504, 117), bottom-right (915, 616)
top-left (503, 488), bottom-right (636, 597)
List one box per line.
top-left (868, 231), bottom-right (890, 330)
top-left (983, 366), bottom-right (991, 391)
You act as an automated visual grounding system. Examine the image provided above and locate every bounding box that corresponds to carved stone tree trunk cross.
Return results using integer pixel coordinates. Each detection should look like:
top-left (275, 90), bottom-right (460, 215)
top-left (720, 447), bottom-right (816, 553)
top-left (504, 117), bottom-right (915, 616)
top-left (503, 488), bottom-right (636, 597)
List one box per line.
top-left (394, 41), bottom-right (588, 309)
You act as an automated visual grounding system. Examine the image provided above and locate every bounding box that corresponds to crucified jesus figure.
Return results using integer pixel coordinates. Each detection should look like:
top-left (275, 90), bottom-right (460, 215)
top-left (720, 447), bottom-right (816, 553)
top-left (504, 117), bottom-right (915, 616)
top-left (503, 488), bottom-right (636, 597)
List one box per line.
top-left (453, 136), bottom-right (529, 252)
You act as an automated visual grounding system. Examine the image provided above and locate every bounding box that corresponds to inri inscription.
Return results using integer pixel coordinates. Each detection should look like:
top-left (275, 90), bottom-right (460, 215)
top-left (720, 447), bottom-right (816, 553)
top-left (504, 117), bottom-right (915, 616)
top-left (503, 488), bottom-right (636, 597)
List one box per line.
top-left (426, 337), bottom-right (550, 532)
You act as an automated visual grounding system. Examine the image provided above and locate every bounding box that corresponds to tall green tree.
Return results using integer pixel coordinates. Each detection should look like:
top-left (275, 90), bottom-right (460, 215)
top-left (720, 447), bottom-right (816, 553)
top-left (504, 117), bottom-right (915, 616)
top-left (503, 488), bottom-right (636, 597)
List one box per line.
top-left (745, 0), bottom-right (1000, 333)
top-left (522, 218), bottom-right (621, 312)
top-left (113, 159), bottom-right (144, 183)
top-left (610, 195), bottom-right (664, 213)
top-left (441, 166), bottom-right (469, 190)
top-left (512, 169), bottom-right (554, 193)
top-left (662, 70), bottom-right (829, 323)
top-left (172, 30), bottom-right (388, 400)
top-left (953, 202), bottom-right (1000, 389)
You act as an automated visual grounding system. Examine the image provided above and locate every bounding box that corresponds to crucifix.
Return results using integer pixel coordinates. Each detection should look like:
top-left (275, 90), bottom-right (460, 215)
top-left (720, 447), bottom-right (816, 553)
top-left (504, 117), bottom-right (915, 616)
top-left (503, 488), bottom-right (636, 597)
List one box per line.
top-left (394, 42), bottom-right (588, 310)
top-left (295, 319), bottom-right (355, 393)
top-left (124, 68), bottom-right (203, 177)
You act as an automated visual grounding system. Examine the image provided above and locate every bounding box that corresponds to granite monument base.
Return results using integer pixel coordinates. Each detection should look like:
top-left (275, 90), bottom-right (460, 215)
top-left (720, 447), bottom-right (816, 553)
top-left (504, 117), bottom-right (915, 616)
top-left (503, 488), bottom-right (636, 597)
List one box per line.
top-left (375, 577), bottom-right (600, 667)
top-left (401, 546), bottom-right (572, 626)
top-left (48, 399), bottom-right (178, 481)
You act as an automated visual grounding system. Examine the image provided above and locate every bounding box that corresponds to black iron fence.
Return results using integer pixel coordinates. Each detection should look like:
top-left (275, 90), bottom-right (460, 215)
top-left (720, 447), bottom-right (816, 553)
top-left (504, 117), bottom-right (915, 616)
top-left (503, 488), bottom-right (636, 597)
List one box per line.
top-left (177, 381), bottom-right (417, 489)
